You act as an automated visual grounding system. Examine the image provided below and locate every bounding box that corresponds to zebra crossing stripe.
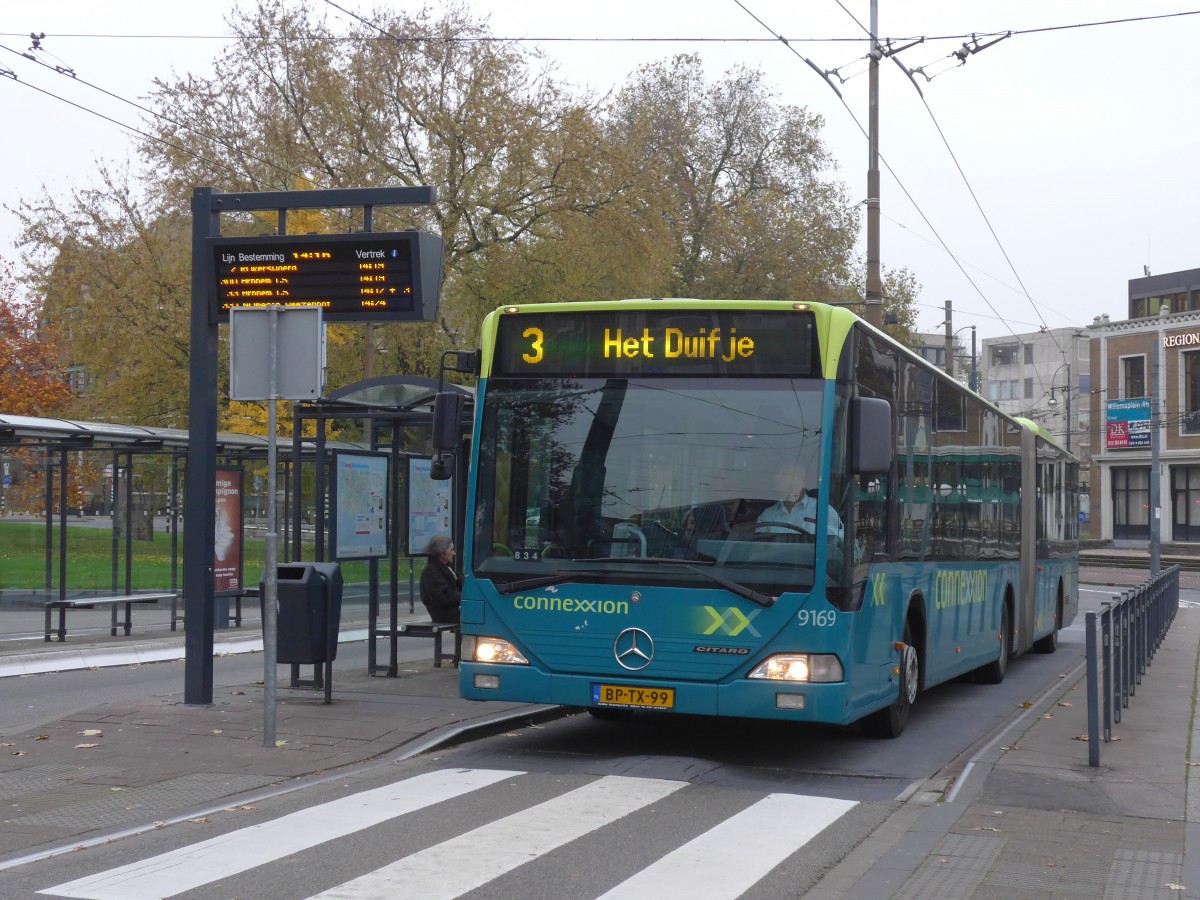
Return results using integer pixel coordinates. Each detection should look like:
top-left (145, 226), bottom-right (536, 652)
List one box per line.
top-left (597, 792), bottom-right (857, 899)
top-left (307, 775), bottom-right (686, 900)
top-left (40, 768), bottom-right (522, 900)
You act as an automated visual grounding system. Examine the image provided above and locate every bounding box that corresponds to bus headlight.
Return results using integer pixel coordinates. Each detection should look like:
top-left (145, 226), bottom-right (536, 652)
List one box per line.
top-left (468, 636), bottom-right (529, 665)
top-left (748, 654), bottom-right (843, 683)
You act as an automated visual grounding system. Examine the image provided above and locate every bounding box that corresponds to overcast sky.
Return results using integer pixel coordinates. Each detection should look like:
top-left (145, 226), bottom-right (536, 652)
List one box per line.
top-left (2, 1), bottom-right (1196, 342)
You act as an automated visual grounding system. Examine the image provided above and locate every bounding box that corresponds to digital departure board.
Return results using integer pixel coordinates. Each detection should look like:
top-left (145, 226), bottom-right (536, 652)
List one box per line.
top-left (491, 309), bottom-right (818, 378)
top-left (210, 231), bottom-right (443, 324)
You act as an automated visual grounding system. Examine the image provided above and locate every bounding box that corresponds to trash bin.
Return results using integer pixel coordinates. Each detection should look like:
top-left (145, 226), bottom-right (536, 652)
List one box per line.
top-left (261, 562), bottom-right (343, 664)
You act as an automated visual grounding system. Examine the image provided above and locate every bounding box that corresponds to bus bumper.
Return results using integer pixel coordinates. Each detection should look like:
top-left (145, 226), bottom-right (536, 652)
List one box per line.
top-left (459, 663), bottom-right (864, 724)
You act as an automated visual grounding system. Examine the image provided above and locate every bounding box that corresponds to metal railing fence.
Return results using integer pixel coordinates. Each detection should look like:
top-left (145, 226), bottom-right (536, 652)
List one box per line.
top-left (1085, 565), bottom-right (1179, 766)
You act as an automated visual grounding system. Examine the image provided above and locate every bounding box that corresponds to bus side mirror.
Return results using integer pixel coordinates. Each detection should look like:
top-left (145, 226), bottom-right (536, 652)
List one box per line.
top-left (429, 392), bottom-right (465, 481)
top-left (429, 453), bottom-right (455, 481)
top-left (432, 392), bottom-right (465, 452)
top-left (851, 397), bottom-right (891, 474)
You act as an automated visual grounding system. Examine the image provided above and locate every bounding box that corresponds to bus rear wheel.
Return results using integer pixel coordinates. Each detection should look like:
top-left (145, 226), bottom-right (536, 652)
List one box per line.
top-left (863, 621), bottom-right (918, 739)
top-left (1033, 595), bottom-right (1062, 654)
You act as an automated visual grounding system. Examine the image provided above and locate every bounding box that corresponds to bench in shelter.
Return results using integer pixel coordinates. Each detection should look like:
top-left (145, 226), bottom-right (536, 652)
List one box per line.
top-left (396, 621), bottom-right (460, 667)
top-left (44, 592), bottom-right (177, 643)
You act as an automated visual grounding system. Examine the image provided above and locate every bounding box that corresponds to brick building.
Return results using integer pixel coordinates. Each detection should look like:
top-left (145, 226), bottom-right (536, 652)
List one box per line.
top-left (1088, 267), bottom-right (1200, 544)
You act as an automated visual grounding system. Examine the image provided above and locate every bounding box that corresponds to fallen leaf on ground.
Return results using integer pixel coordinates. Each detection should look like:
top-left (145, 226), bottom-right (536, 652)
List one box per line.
top-left (1058, 702), bottom-right (1073, 707)
top-left (78, 729), bottom-right (103, 737)
top-left (35, 735), bottom-right (48, 741)
top-left (0, 743), bottom-right (13, 748)
top-left (74, 743), bottom-right (100, 749)
top-left (1001, 745), bottom-right (1022, 751)
top-left (211, 729), bottom-right (223, 735)
top-left (187, 817), bottom-right (210, 824)
top-left (275, 740), bottom-right (288, 747)
top-left (1073, 735), bottom-right (1089, 741)
top-left (11, 751), bottom-right (26, 756)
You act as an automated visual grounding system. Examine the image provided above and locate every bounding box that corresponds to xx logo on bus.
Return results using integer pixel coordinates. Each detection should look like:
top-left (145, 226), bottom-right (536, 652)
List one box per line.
top-left (871, 574), bottom-right (890, 607)
top-left (694, 606), bottom-right (761, 637)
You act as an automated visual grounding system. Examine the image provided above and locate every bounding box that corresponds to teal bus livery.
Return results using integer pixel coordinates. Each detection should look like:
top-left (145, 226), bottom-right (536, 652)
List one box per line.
top-left (433, 299), bottom-right (1079, 738)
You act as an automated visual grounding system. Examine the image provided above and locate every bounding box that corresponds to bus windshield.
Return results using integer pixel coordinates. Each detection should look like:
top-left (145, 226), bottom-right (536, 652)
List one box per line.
top-left (472, 376), bottom-right (836, 595)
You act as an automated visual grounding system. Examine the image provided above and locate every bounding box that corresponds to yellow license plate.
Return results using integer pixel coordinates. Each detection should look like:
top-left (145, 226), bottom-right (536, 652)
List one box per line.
top-left (593, 684), bottom-right (675, 709)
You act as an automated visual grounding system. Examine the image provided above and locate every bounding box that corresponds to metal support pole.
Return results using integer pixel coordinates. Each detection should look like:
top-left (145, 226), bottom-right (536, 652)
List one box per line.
top-left (58, 452), bottom-right (68, 603)
top-left (970, 326), bottom-right (978, 392)
top-left (263, 308), bottom-right (280, 748)
top-left (943, 300), bottom-right (953, 379)
top-left (1070, 362), bottom-right (1080, 453)
top-left (1085, 611), bottom-right (1099, 766)
top-left (1150, 339), bottom-right (1161, 573)
top-left (44, 457), bottom-right (53, 598)
top-left (1102, 602), bottom-right (1113, 737)
top-left (864, 0), bottom-right (882, 328)
top-left (110, 451), bottom-right (119, 592)
top-left (184, 187), bottom-right (220, 706)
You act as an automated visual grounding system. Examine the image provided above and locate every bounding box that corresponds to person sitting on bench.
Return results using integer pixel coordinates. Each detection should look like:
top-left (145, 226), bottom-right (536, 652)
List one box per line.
top-left (419, 534), bottom-right (461, 624)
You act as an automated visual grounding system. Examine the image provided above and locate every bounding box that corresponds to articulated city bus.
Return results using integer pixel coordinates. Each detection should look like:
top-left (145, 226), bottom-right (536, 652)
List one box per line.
top-left (437, 300), bottom-right (1078, 737)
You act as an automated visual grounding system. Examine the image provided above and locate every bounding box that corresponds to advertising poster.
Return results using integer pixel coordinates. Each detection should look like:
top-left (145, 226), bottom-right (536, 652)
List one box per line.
top-left (332, 451), bottom-right (389, 560)
top-left (214, 467), bottom-right (244, 596)
top-left (1106, 398), bottom-right (1151, 450)
top-left (407, 457), bottom-right (453, 556)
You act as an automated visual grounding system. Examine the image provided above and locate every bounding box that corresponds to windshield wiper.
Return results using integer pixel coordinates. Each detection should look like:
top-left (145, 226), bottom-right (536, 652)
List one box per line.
top-left (494, 570), bottom-right (598, 595)
top-left (585, 556), bottom-right (714, 566)
top-left (579, 557), bottom-right (775, 608)
top-left (679, 564), bottom-right (776, 608)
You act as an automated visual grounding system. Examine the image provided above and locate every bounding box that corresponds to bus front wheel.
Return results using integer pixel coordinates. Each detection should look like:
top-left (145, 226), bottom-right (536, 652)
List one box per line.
top-left (863, 621), bottom-right (919, 739)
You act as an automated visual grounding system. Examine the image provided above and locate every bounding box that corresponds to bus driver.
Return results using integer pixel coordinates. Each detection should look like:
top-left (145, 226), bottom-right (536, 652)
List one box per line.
top-left (758, 458), bottom-right (844, 540)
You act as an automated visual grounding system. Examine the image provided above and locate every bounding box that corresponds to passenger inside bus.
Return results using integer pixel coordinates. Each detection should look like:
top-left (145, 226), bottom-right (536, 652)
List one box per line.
top-left (666, 505), bottom-right (729, 559)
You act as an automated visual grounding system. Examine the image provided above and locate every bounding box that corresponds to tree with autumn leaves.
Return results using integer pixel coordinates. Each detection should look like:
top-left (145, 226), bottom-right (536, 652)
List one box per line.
top-left (0, 255), bottom-right (90, 513)
top-left (0, 256), bottom-right (70, 416)
top-left (16, 0), bottom-right (920, 433)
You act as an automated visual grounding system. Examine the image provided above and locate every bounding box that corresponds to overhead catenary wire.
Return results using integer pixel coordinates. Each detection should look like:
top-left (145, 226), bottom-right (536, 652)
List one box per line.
top-left (735, 0), bottom-right (1027, 347)
top-left (6, 8), bottom-right (1199, 45)
top-left (0, 40), bottom-right (374, 235)
top-left (6, 5), bottom-right (1199, 332)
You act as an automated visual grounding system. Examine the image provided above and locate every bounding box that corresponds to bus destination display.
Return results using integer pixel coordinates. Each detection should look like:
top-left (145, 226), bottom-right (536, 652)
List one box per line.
top-left (211, 232), bottom-right (442, 323)
top-left (492, 309), bottom-right (817, 378)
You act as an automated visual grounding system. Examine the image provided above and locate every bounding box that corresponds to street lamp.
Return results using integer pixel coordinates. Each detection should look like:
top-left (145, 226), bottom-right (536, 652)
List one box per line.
top-left (952, 325), bottom-right (978, 392)
top-left (935, 318), bottom-right (978, 391)
top-left (1045, 362), bottom-right (1072, 453)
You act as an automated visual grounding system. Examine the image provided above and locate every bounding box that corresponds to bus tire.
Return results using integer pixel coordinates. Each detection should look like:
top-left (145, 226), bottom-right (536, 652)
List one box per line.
top-left (976, 600), bottom-right (1011, 684)
top-left (863, 620), bottom-right (919, 739)
top-left (1033, 590), bottom-right (1062, 654)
